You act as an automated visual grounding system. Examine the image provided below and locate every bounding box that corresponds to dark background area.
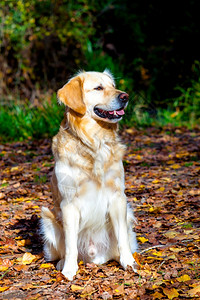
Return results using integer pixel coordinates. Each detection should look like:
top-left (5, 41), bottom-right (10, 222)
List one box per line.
top-left (1, 0), bottom-right (200, 105)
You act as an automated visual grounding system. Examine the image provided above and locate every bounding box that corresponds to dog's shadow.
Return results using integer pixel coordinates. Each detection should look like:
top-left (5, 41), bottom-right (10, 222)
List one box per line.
top-left (9, 214), bottom-right (43, 255)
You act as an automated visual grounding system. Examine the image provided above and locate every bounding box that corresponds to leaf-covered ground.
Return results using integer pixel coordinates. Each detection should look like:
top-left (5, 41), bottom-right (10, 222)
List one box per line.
top-left (0, 126), bottom-right (200, 299)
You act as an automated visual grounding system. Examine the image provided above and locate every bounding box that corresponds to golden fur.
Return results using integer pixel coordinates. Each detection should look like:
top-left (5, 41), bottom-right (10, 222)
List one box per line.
top-left (40, 70), bottom-right (137, 280)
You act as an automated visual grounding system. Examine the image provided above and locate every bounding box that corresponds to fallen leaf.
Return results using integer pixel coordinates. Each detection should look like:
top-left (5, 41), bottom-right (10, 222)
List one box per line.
top-left (177, 274), bottom-right (191, 282)
top-left (0, 266), bottom-right (9, 271)
top-left (169, 247), bottom-right (185, 253)
top-left (114, 283), bottom-right (124, 295)
top-left (152, 291), bottom-right (164, 299)
top-left (163, 287), bottom-right (179, 299)
top-left (164, 231), bottom-right (177, 239)
top-left (40, 263), bottom-right (53, 269)
top-left (71, 285), bottom-right (84, 292)
top-left (188, 284), bottom-right (200, 297)
top-left (133, 252), bottom-right (143, 268)
top-left (0, 286), bottom-right (10, 292)
top-left (21, 252), bottom-right (37, 265)
top-left (138, 237), bottom-right (148, 243)
top-left (0, 192), bottom-right (5, 199)
top-left (170, 164), bottom-right (181, 169)
top-left (81, 285), bottom-right (95, 297)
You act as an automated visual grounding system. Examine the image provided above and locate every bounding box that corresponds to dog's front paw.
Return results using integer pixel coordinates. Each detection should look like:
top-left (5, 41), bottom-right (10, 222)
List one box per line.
top-left (60, 261), bottom-right (78, 281)
top-left (120, 254), bottom-right (138, 273)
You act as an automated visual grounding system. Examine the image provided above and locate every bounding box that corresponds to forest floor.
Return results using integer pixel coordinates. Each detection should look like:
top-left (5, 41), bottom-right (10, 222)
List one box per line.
top-left (0, 126), bottom-right (200, 299)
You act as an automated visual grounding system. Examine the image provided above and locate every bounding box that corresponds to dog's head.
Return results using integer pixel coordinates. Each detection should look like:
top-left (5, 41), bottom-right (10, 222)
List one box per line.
top-left (57, 70), bottom-right (129, 123)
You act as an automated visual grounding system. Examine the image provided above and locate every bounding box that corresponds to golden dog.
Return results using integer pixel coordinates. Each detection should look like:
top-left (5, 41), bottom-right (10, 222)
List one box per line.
top-left (41, 70), bottom-right (137, 280)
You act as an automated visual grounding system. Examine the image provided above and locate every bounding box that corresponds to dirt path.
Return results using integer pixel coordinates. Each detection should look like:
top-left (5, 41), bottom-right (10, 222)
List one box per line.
top-left (0, 126), bottom-right (200, 299)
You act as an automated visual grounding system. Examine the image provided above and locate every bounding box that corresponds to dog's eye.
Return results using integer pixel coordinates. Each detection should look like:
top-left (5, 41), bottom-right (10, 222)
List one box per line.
top-left (94, 86), bottom-right (103, 91)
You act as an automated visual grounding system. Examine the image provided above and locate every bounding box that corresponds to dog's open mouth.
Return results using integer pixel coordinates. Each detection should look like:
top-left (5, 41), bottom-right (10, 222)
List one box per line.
top-left (94, 107), bottom-right (125, 120)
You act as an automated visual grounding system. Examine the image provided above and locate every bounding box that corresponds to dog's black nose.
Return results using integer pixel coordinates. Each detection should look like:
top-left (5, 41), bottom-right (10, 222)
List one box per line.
top-left (118, 93), bottom-right (129, 102)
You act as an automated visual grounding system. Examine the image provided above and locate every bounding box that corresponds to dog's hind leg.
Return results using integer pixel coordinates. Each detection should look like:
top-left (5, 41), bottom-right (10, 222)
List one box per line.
top-left (40, 207), bottom-right (64, 261)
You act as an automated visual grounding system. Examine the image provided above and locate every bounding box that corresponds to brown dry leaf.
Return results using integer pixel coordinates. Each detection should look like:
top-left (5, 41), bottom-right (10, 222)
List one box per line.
top-left (0, 258), bottom-right (13, 271)
top-left (188, 285), bottom-right (200, 297)
top-left (164, 231), bottom-right (177, 239)
top-left (13, 264), bottom-right (29, 272)
top-left (114, 283), bottom-right (124, 296)
top-left (81, 285), bottom-right (96, 297)
top-left (21, 283), bottom-right (35, 290)
top-left (162, 287), bottom-right (179, 299)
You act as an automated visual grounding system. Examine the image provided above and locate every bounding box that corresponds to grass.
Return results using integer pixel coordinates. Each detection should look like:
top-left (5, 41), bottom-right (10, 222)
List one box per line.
top-left (0, 75), bottom-right (200, 142)
top-left (0, 94), bottom-right (64, 142)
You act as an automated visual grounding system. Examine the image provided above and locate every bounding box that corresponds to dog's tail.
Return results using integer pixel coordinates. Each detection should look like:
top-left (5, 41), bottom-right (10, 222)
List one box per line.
top-left (40, 207), bottom-right (64, 261)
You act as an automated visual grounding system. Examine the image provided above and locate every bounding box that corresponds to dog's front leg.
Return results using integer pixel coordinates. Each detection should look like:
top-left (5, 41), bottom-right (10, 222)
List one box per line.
top-left (55, 163), bottom-right (80, 280)
top-left (60, 200), bottom-right (80, 280)
top-left (109, 194), bottom-right (137, 272)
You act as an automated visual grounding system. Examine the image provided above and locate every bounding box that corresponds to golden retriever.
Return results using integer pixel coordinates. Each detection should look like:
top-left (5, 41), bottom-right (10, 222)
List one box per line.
top-left (41, 70), bottom-right (137, 280)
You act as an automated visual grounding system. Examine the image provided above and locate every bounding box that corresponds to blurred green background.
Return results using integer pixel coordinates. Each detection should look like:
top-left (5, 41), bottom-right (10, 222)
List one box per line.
top-left (0, 0), bottom-right (200, 141)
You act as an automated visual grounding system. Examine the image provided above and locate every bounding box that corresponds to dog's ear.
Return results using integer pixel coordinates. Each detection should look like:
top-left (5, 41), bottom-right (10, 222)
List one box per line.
top-left (57, 77), bottom-right (86, 115)
top-left (103, 69), bottom-right (115, 83)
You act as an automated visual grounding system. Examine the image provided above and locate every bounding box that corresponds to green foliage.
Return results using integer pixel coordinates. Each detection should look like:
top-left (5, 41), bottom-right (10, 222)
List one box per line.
top-left (0, 0), bottom-right (99, 91)
top-left (0, 95), bottom-right (64, 141)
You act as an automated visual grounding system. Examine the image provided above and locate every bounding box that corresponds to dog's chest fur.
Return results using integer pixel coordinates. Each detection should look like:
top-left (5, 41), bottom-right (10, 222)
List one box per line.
top-left (53, 127), bottom-right (125, 183)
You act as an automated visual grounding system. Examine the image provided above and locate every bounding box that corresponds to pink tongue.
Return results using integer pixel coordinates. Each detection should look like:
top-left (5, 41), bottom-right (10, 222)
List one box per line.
top-left (116, 109), bottom-right (125, 115)
top-left (108, 109), bottom-right (125, 115)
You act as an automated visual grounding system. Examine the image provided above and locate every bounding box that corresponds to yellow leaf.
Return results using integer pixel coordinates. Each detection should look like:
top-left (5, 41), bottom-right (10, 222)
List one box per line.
top-left (177, 274), bottom-right (191, 282)
top-left (171, 164), bottom-right (181, 169)
top-left (152, 179), bottom-right (160, 184)
top-left (152, 291), bottom-right (164, 299)
top-left (10, 166), bottom-right (19, 172)
top-left (138, 237), bottom-right (148, 243)
top-left (163, 288), bottom-right (179, 299)
top-left (158, 186), bottom-right (165, 192)
top-left (17, 239), bottom-right (26, 247)
top-left (147, 256), bottom-right (163, 261)
top-left (167, 254), bottom-right (176, 260)
top-left (126, 128), bottom-right (134, 134)
top-left (0, 266), bottom-right (8, 271)
top-left (71, 285), bottom-right (83, 292)
top-left (133, 252), bottom-right (143, 267)
top-left (136, 155), bottom-right (142, 160)
top-left (139, 185), bottom-right (145, 189)
top-left (40, 263), bottom-right (53, 269)
top-left (0, 286), bottom-right (9, 292)
top-left (169, 247), bottom-right (185, 253)
top-left (188, 284), bottom-right (200, 297)
top-left (21, 252), bottom-right (36, 265)
top-left (152, 251), bottom-right (163, 256)
top-left (167, 160), bottom-right (175, 164)
top-left (32, 205), bottom-right (39, 209)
